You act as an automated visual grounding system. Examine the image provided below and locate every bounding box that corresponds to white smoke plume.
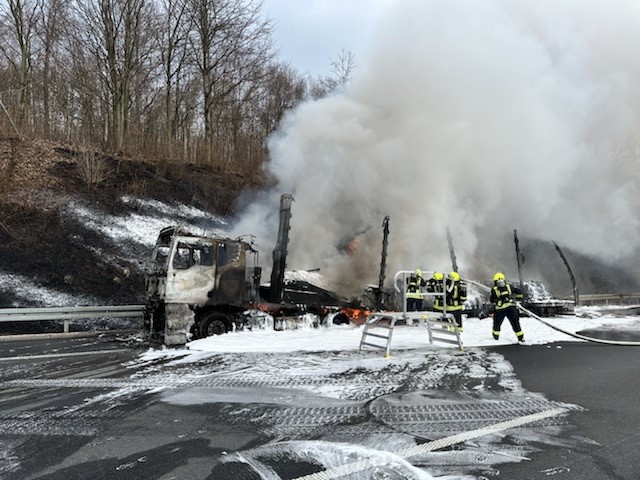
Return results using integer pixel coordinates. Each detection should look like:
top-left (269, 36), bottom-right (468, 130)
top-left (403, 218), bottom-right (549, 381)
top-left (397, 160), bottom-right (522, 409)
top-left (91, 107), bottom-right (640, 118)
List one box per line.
top-left (232, 0), bottom-right (640, 294)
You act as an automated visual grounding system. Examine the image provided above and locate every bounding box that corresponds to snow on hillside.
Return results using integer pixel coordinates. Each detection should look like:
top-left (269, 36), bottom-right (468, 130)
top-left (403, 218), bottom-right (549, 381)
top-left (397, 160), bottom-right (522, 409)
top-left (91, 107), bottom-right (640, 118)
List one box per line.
top-left (70, 196), bottom-right (228, 258)
top-left (0, 196), bottom-right (225, 308)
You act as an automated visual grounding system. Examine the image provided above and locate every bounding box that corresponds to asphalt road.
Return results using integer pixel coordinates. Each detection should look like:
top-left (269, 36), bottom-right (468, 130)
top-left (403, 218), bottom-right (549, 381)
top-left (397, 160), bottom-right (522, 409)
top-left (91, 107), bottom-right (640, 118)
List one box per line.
top-left (0, 334), bottom-right (295, 480)
top-left (494, 341), bottom-right (640, 480)
top-left (0, 332), bottom-right (638, 479)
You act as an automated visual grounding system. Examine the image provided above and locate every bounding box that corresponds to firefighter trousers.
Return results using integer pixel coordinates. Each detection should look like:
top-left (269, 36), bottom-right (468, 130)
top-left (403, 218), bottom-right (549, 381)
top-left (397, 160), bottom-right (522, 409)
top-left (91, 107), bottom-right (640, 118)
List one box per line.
top-left (450, 310), bottom-right (463, 328)
top-left (407, 298), bottom-right (423, 311)
top-left (492, 306), bottom-right (524, 340)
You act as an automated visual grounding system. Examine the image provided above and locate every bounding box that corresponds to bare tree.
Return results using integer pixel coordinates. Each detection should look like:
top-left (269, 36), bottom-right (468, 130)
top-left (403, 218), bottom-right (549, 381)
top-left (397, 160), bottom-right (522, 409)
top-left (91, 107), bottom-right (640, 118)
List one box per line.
top-left (73, 0), bottom-right (157, 151)
top-left (64, 27), bottom-right (104, 144)
top-left (330, 48), bottom-right (356, 86)
top-left (188, 0), bottom-right (274, 163)
top-left (0, 0), bottom-right (310, 174)
top-left (311, 48), bottom-right (357, 99)
top-left (159, 0), bottom-right (192, 149)
top-left (0, 0), bottom-right (41, 129)
top-left (35, 0), bottom-right (66, 136)
top-left (258, 61), bottom-right (306, 134)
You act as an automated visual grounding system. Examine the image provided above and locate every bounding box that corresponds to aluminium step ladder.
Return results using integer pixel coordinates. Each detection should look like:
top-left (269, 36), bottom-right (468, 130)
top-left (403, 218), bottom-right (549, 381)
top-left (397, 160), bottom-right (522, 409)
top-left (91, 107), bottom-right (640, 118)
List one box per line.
top-left (358, 313), bottom-right (403, 358)
top-left (425, 313), bottom-right (464, 352)
top-left (359, 310), bottom-right (464, 357)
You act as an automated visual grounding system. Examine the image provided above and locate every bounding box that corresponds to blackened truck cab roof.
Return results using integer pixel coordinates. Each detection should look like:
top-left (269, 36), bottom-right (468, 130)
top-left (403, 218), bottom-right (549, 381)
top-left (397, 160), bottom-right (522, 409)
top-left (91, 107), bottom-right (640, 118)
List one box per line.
top-left (144, 226), bottom-right (259, 346)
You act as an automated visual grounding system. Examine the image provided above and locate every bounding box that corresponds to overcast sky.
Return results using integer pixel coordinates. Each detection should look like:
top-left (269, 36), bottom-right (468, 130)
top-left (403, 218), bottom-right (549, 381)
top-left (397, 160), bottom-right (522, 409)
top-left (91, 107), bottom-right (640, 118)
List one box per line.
top-left (261, 0), bottom-right (390, 76)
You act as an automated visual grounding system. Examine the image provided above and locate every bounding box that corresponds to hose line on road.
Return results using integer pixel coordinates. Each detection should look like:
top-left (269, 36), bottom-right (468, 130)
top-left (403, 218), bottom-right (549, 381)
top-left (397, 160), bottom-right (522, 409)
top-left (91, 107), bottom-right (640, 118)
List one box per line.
top-left (467, 279), bottom-right (640, 347)
top-left (292, 407), bottom-right (569, 480)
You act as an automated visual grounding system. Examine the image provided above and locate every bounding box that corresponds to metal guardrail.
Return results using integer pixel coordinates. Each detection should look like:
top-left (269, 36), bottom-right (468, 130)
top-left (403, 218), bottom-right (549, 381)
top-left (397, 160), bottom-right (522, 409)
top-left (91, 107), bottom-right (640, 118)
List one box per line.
top-left (0, 305), bottom-right (146, 333)
top-left (571, 294), bottom-right (640, 306)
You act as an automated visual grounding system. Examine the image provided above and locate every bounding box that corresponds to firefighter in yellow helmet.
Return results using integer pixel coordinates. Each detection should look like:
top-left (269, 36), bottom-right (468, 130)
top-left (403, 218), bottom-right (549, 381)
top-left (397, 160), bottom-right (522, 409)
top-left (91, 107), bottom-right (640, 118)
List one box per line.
top-left (405, 268), bottom-right (426, 311)
top-left (490, 272), bottom-right (525, 342)
top-left (426, 271), bottom-right (445, 312)
top-left (445, 271), bottom-right (467, 331)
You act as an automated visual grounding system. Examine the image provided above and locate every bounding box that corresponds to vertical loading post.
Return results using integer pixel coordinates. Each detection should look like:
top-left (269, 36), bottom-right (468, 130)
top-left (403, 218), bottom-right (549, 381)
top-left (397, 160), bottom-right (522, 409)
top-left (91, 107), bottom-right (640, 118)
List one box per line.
top-left (514, 229), bottom-right (524, 288)
top-left (375, 216), bottom-right (390, 310)
top-left (553, 241), bottom-right (579, 306)
top-left (446, 226), bottom-right (458, 273)
top-left (270, 194), bottom-right (294, 303)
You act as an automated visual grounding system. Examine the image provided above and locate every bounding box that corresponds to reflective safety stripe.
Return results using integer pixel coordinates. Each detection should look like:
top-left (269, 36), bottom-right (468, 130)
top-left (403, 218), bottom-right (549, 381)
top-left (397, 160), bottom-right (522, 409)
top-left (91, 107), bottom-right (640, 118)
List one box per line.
top-left (515, 331), bottom-right (524, 337)
top-left (492, 330), bottom-right (501, 335)
top-left (495, 303), bottom-right (513, 310)
top-left (493, 284), bottom-right (514, 310)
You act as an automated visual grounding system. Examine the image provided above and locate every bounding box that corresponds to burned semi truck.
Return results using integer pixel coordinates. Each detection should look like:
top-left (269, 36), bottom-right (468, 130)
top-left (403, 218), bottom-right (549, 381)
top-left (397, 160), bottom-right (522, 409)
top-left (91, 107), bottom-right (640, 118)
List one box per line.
top-left (143, 225), bottom-right (259, 345)
top-left (144, 194), bottom-right (361, 346)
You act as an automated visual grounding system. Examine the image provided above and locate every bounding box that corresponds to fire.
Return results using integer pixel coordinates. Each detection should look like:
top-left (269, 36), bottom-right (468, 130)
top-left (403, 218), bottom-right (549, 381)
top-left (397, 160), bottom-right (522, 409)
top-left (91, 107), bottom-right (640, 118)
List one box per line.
top-left (340, 306), bottom-right (369, 325)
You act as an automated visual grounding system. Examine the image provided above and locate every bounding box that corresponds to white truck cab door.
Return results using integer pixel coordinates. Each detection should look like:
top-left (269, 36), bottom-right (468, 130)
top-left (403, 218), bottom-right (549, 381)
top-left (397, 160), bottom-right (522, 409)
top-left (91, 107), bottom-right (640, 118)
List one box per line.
top-left (164, 237), bottom-right (216, 304)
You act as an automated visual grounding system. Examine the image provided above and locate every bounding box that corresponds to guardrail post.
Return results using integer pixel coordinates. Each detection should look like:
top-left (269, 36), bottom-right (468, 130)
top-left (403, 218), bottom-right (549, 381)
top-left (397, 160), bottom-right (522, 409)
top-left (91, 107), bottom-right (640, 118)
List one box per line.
top-left (63, 320), bottom-right (69, 333)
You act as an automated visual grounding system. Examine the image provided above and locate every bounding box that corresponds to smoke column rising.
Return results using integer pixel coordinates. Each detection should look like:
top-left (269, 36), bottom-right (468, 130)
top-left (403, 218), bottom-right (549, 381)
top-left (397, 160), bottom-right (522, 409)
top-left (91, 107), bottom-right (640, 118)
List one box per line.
top-left (232, 0), bottom-right (640, 293)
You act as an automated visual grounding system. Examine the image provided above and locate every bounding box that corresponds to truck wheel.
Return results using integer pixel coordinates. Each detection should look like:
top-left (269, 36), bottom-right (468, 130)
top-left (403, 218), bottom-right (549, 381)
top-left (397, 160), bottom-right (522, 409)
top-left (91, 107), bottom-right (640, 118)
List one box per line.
top-left (199, 313), bottom-right (231, 337)
top-left (332, 313), bottom-right (349, 325)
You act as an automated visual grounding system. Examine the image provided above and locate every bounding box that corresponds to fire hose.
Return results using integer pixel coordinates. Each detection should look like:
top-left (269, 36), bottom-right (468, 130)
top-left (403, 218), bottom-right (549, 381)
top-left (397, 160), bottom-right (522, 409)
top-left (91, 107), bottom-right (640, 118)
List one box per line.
top-left (466, 279), bottom-right (640, 347)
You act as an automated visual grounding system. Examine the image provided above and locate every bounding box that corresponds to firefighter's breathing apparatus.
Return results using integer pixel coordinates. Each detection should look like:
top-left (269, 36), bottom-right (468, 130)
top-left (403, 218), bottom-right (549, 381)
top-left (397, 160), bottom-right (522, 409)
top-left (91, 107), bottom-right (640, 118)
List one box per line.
top-left (466, 278), bottom-right (640, 347)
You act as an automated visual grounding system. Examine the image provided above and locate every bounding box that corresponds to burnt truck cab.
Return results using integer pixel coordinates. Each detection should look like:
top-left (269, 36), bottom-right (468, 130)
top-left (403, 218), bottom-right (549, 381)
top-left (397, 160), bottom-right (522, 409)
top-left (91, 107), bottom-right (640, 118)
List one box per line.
top-left (144, 226), bottom-right (260, 346)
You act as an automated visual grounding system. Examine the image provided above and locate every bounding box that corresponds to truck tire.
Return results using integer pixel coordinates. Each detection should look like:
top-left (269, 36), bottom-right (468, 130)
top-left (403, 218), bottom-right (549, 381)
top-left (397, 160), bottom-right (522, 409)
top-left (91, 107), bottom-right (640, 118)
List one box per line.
top-left (332, 313), bottom-right (349, 325)
top-left (199, 312), bottom-right (232, 337)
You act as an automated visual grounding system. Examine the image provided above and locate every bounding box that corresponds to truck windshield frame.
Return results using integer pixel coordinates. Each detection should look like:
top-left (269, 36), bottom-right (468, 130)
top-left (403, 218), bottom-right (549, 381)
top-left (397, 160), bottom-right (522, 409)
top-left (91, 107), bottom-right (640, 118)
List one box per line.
top-left (172, 241), bottom-right (214, 270)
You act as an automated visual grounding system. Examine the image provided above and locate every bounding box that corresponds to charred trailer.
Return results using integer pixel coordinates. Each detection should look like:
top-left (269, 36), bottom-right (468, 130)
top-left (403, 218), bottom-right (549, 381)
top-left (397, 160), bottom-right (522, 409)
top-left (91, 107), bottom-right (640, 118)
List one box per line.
top-left (520, 281), bottom-right (575, 317)
top-left (144, 226), bottom-right (260, 346)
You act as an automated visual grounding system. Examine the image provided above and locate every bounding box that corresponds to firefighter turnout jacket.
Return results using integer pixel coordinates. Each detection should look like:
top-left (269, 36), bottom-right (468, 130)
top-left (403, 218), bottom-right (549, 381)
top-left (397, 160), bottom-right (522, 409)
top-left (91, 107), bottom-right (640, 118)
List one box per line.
top-left (446, 279), bottom-right (467, 311)
top-left (490, 283), bottom-right (524, 309)
top-left (427, 274), bottom-right (445, 311)
top-left (406, 273), bottom-right (426, 299)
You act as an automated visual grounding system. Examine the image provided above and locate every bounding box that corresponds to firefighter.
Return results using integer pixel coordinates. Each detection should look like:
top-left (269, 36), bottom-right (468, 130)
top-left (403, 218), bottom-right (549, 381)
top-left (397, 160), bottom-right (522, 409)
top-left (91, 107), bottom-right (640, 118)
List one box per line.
top-left (446, 271), bottom-right (466, 331)
top-left (405, 268), bottom-right (426, 311)
top-left (427, 271), bottom-right (445, 312)
top-left (490, 272), bottom-right (525, 342)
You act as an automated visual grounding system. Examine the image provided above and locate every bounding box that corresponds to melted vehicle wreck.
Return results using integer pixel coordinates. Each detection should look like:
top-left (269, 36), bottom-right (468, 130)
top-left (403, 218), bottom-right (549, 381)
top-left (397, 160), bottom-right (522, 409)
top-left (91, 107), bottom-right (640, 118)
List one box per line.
top-left (144, 225), bottom-right (260, 345)
top-left (144, 195), bottom-right (365, 346)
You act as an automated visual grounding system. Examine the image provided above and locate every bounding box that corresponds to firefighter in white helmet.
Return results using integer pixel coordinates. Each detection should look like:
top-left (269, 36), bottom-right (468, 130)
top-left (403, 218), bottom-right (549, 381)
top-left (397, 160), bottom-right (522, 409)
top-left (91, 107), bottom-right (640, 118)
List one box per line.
top-left (445, 271), bottom-right (466, 332)
top-left (405, 268), bottom-right (426, 311)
